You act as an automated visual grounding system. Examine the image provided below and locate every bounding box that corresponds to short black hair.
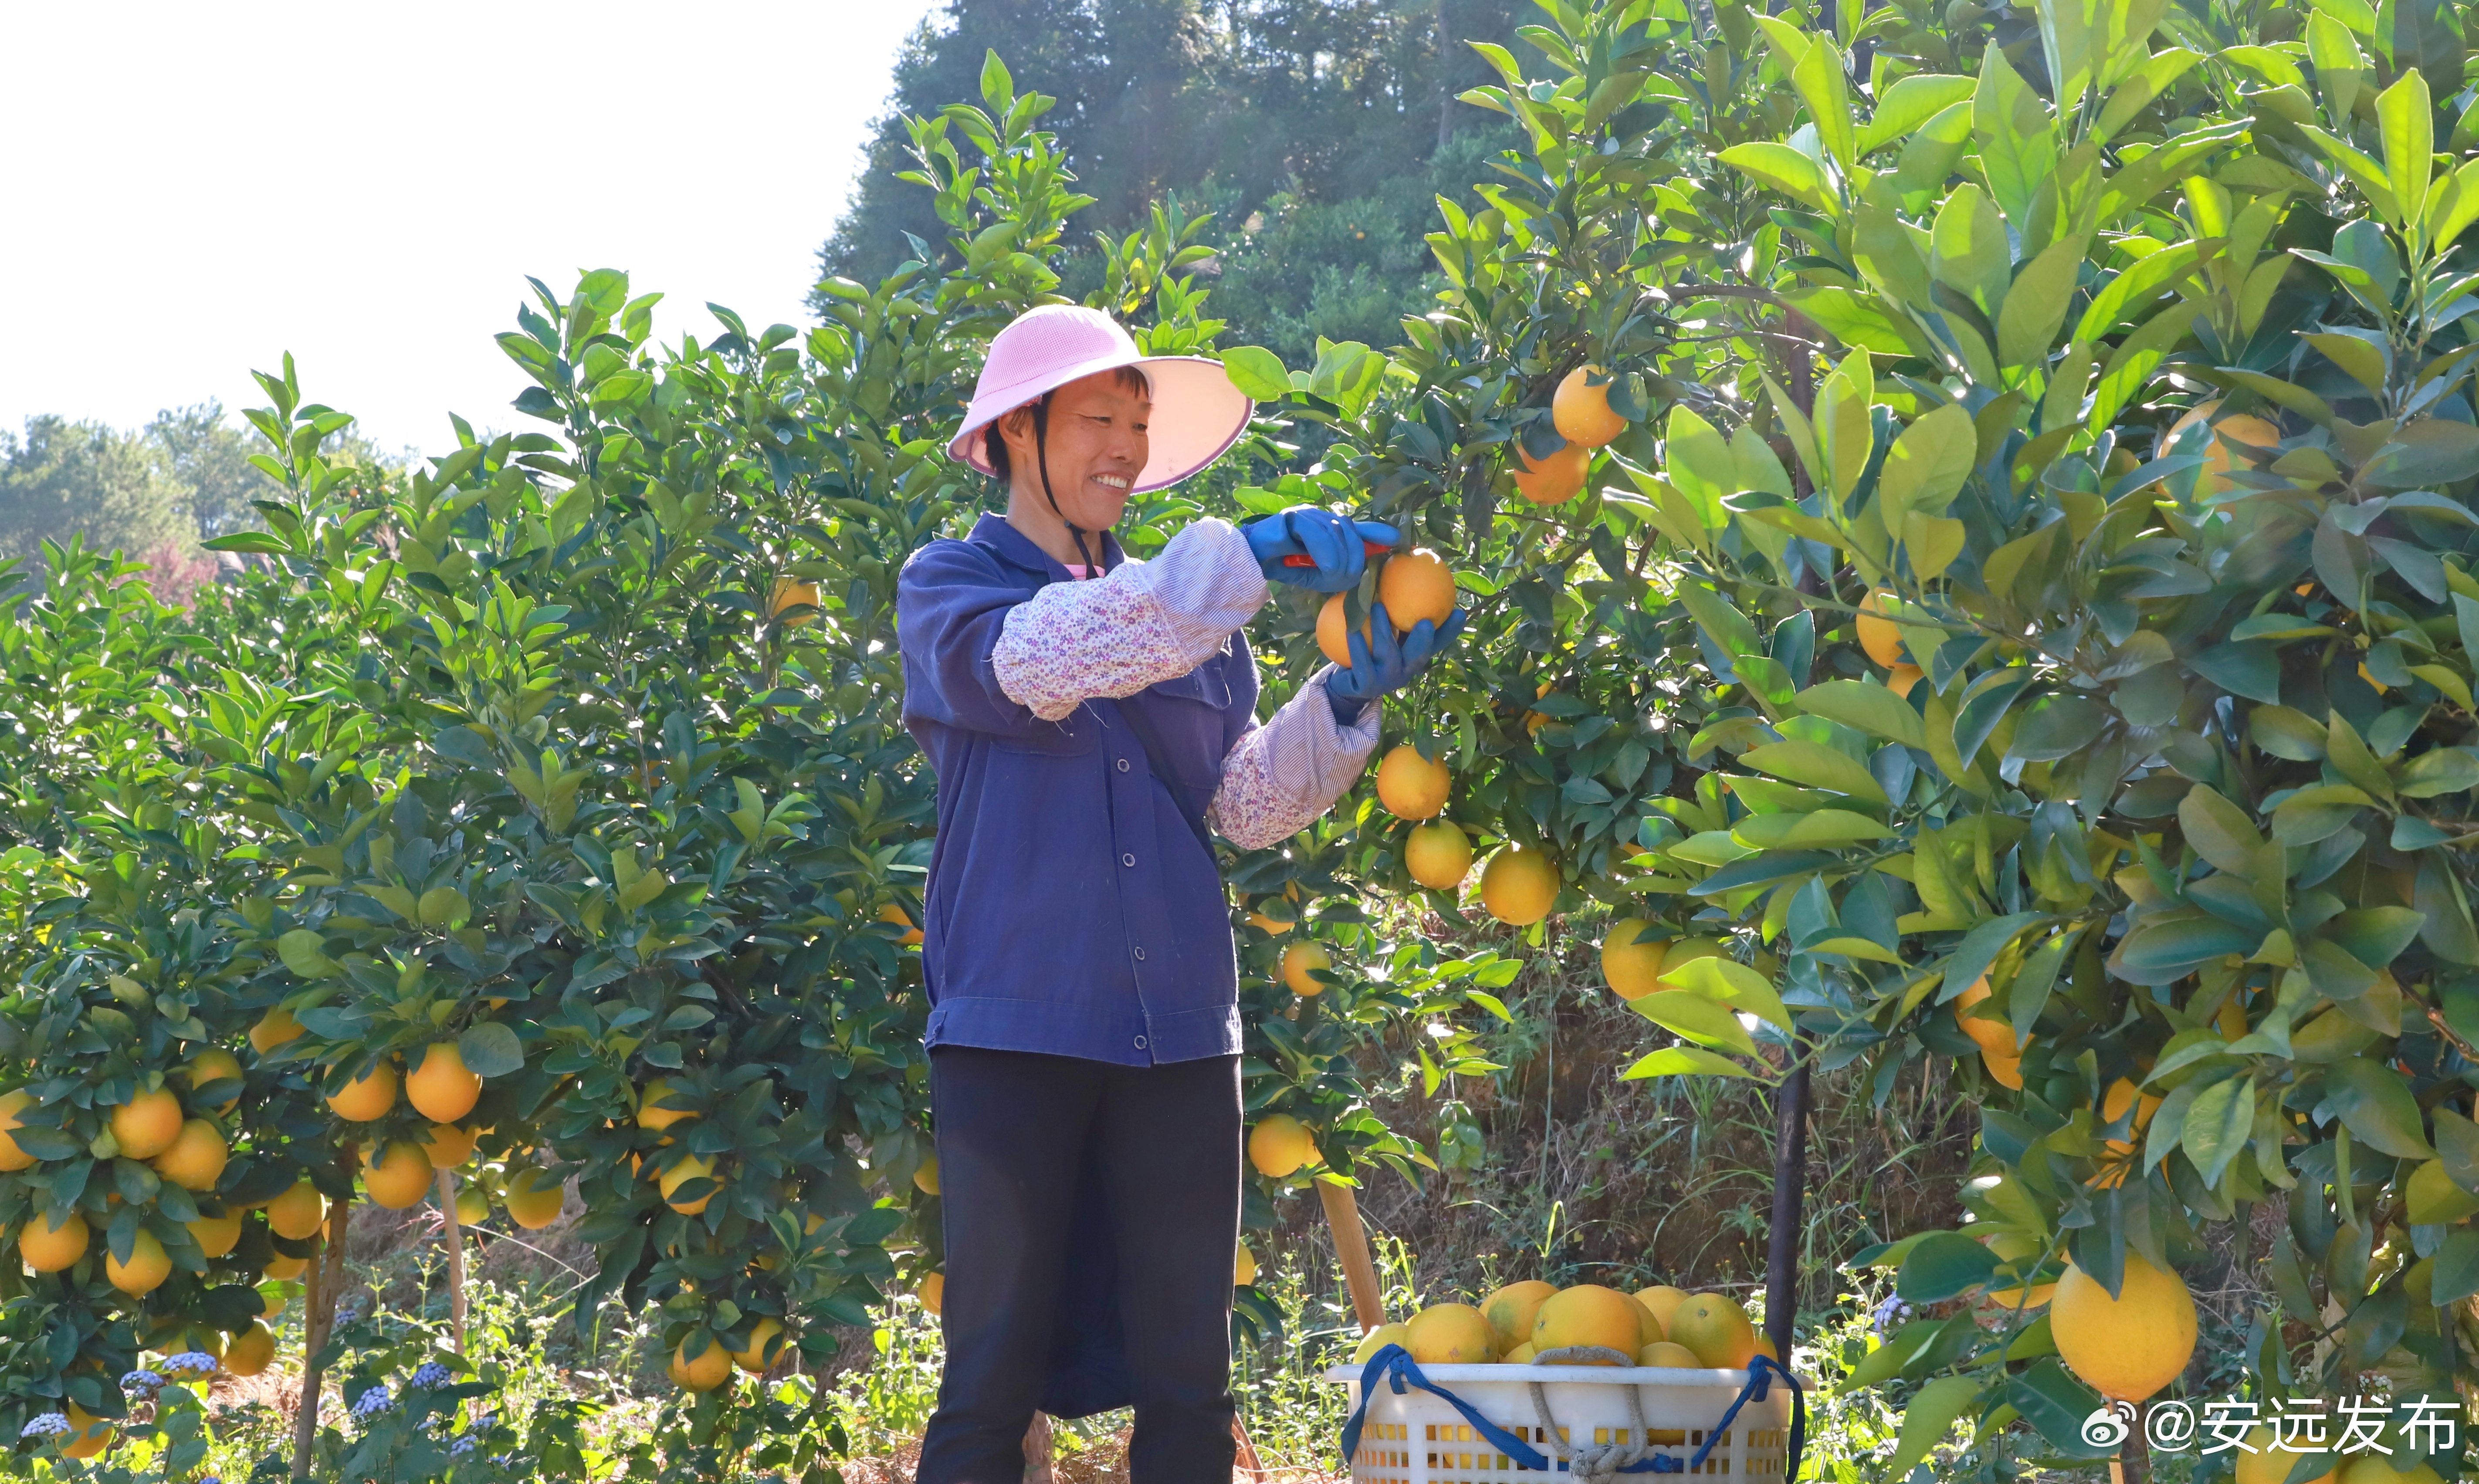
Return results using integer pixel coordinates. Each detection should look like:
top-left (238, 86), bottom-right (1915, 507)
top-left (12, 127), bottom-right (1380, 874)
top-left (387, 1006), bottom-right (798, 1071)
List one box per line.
top-left (982, 365), bottom-right (1151, 486)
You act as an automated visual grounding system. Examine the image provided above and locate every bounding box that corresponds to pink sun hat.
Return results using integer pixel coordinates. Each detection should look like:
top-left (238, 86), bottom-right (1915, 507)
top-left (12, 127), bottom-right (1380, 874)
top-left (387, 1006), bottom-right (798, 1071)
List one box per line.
top-left (947, 304), bottom-right (1255, 493)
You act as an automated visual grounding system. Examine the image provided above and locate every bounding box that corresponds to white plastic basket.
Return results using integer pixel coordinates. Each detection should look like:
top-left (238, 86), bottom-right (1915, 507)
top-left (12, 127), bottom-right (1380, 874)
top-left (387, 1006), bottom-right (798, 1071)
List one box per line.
top-left (1325, 1362), bottom-right (1798, 1482)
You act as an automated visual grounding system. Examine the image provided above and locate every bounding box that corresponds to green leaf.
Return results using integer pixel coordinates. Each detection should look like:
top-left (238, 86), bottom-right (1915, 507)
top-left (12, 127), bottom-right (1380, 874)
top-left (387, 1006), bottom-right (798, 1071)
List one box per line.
top-left (1931, 183), bottom-right (2011, 311)
top-left (1219, 346), bottom-right (1292, 402)
top-left (1628, 989), bottom-right (1759, 1054)
top-left (1896, 1230), bottom-right (2003, 1301)
top-left (1887, 1375), bottom-right (1984, 1477)
top-left (2181, 1074), bottom-right (2255, 1187)
top-left (1664, 406), bottom-right (1736, 528)
top-left (455, 1023), bottom-right (525, 1079)
top-left (2177, 784), bottom-right (2267, 877)
top-left (1732, 809), bottom-right (1891, 848)
top-left (1619, 1045), bottom-right (1757, 1080)
top-left (1797, 679), bottom-right (1928, 748)
top-left (2110, 912), bottom-right (2261, 984)
top-left (2377, 52), bottom-right (2434, 223)
top-left (2325, 1056), bottom-right (2435, 1158)
top-left (1662, 955), bottom-right (1795, 1031)
top-left (2432, 1228), bottom-right (2479, 1304)
top-left (1859, 74), bottom-right (1977, 155)
top-left (1737, 740), bottom-right (1889, 803)
top-left (1973, 45), bottom-right (2058, 226)
top-left (1997, 237), bottom-right (2086, 369)
top-left (2074, 239), bottom-right (2208, 342)
top-left (277, 930), bottom-right (340, 980)
top-left (1876, 403), bottom-right (1977, 534)
top-left (1717, 142), bottom-right (1840, 213)
top-left (2325, 906), bottom-right (2427, 967)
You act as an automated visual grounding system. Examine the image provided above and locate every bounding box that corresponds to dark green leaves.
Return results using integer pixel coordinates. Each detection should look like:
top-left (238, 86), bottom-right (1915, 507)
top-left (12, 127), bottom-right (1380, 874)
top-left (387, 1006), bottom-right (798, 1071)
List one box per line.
top-left (2323, 1057), bottom-right (2434, 1158)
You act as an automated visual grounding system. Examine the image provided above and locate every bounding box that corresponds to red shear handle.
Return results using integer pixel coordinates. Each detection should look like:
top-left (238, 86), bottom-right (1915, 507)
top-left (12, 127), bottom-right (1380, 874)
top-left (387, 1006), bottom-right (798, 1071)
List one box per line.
top-left (1280, 539), bottom-right (1392, 568)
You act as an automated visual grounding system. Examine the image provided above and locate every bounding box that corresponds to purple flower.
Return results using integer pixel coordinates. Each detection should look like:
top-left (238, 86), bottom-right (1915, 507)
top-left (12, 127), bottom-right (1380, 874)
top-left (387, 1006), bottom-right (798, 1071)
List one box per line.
top-left (350, 1384), bottom-right (393, 1419)
top-left (163, 1351), bottom-right (220, 1377)
top-left (408, 1361), bottom-right (454, 1390)
top-left (120, 1369), bottom-right (165, 1396)
top-left (19, 1414), bottom-right (70, 1440)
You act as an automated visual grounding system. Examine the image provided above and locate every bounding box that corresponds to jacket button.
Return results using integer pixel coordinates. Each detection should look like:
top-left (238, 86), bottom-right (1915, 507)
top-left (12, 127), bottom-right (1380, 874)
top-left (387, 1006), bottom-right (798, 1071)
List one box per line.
top-left (1134, 1035), bottom-right (1148, 1050)
top-left (1122, 853), bottom-right (1136, 868)
top-left (1116, 758), bottom-right (1130, 772)
top-left (1133, 946), bottom-right (1146, 961)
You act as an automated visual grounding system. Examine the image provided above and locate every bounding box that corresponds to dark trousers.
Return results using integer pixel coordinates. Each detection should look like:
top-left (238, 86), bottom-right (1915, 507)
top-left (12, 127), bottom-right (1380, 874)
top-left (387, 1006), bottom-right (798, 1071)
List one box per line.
top-left (916, 1046), bottom-right (1241, 1484)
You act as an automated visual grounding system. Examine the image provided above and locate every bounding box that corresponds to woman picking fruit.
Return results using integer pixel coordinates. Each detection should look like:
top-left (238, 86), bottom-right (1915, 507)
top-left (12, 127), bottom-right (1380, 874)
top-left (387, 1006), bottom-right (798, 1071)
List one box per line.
top-left (897, 304), bottom-right (1463, 1482)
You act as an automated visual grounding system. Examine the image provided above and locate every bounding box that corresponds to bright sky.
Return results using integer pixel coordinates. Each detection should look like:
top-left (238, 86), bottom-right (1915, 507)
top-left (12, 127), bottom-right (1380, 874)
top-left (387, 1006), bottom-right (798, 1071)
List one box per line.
top-left (1, 1), bottom-right (945, 455)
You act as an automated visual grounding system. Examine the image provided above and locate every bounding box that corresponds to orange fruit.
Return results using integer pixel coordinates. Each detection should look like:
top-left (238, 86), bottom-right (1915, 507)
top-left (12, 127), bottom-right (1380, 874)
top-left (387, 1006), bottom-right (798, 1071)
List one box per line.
top-left (1405, 1302), bottom-right (1496, 1363)
top-left (60, 1405), bottom-right (112, 1460)
top-left (1951, 975), bottom-right (2018, 1055)
top-left (1982, 1230), bottom-right (2056, 1308)
top-left (150, 1119), bottom-right (229, 1192)
top-left (731, 1316), bottom-right (785, 1373)
top-left (2164, 402), bottom-right (2281, 499)
top-left (1667, 1292), bottom-right (1758, 1368)
top-left (2232, 1428), bottom-right (2332, 1484)
top-left (106, 1229), bottom-right (172, 1295)
top-left (1376, 549), bottom-right (1458, 630)
top-left (1855, 591), bottom-right (1906, 668)
top-left (1405, 820), bottom-right (1473, 889)
top-left (19, 1210), bottom-right (89, 1271)
top-left (406, 1043), bottom-right (481, 1124)
top-left (264, 1253), bottom-right (307, 1281)
top-left (1532, 1285), bottom-right (1645, 1360)
top-left (1281, 940), bottom-right (1331, 997)
top-left (0, 1088), bottom-right (39, 1171)
top-left (1480, 845), bottom-right (1559, 925)
top-left (109, 1088), bottom-right (184, 1160)
top-left (249, 1007), bottom-right (306, 1054)
top-left (179, 1049), bottom-right (245, 1112)
top-left (1247, 1115), bottom-right (1317, 1178)
top-left (1601, 920), bottom-right (1668, 1000)
top-left (1886, 664), bottom-right (1923, 699)
top-left (637, 1079), bottom-right (697, 1132)
top-left (187, 1212), bottom-right (243, 1259)
top-left (769, 578), bottom-right (820, 627)
top-left (921, 1271), bottom-right (945, 1315)
top-left (1638, 1340), bottom-right (1702, 1367)
top-left (1553, 365), bottom-right (1629, 447)
top-left (265, 1180), bottom-right (327, 1240)
top-left (1512, 440), bottom-right (1590, 504)
top-left (325, 1061), bottom-right (398, 1122)
top-left (2051, 1252), bottom-right (2196, 1399)
top-left (880, 904), bottom-right (924, 945)
top-left (1982, 1045), bottom-right (2027, 1089)
top-left (660, 1153), bottom-right (721, 1215)
top-left (1632, 1285), bottom-right (1690, 1339)
top-left (1316, 592), bottom-right (1376, 667)
top-left (505, 1166), bottom-right (566, 1229)
top-left (421, 1122), bottom-right (480, 1169)
top-left (455, 1186), bottom-right (489, 1226)
top-left (362, 1142), bottom-right (434, 1210)
top-left (1374, 745), bottom-right (1451, 819)
top-left (1351, 1322), bottom-right (1409, 1362)
top-left (1480, 1281), bottom-right (1558, 1353)
top-left (671, 1336), bottom-right (733, 1392)
top-left (223, 1322), bottom-right (275, 1377)
top-left (913, 1155), bottom-right (941, 1196)
top-left (1235, 1245), bottom-right (1257, 1286)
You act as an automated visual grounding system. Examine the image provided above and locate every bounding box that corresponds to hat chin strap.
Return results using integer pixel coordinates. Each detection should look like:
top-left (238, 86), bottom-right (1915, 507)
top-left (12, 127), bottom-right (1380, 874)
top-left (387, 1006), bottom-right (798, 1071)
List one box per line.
top-left (1031, 395), bottom-right (1101, 580)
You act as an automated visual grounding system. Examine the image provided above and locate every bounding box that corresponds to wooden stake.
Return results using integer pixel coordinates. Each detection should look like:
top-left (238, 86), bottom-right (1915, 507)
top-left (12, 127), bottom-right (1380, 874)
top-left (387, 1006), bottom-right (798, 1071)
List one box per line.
top-left (437, 1168), bottom-right (468, 1356)
top-left (1233, 1415), bottom-right (1268, 1480)
top-left (1317, 1181), bottom-right (1385, 1334)
top-left (291, 1181), bottom-right (352, 1480)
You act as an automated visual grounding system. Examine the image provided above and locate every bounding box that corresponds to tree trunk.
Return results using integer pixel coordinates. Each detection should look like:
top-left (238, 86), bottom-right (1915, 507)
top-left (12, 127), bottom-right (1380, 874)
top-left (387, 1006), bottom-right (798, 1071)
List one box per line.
top-left (1436, 0), bottom-right (1455, 154)
top-left (1762, 1055), bottom-right (1811, 1364)
top-left (1319, 1181), bottom-right (1386, 1334)
top-left (437, 1168), bottom-right (468, 1356)
top-left (291, 1180), bottom-right (352, 1480)
top-left (2113, 1404), bottom-right (2152, 1484)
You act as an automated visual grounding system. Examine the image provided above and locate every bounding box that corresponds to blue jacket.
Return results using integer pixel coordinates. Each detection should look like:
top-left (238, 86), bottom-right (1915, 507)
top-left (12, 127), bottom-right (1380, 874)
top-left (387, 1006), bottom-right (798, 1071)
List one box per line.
top-left (897, 514), bottom-right (1259, 1065)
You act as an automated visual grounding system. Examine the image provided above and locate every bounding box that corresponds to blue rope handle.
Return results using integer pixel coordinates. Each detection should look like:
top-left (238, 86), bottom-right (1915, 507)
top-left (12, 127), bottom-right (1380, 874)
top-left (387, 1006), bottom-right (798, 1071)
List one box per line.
top-left (1337, 1345), bottom-right (1807, 1479)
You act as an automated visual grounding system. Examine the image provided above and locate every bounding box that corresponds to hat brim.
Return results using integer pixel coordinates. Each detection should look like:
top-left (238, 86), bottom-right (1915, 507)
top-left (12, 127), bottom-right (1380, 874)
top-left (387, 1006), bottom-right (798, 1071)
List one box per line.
top-left (947, 354), bottom-right (1254, 494)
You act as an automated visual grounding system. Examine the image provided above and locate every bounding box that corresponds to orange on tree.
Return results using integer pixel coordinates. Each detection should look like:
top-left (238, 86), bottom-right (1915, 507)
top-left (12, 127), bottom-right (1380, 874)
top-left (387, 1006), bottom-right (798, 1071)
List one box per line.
top-left (1375, 548), bottom-right (1458, 630)
top-left (1552, 365), bottom-right (1629, 447)
top-left (1854, 591), bottom-right (1907, 668)
top-left (20, 1210), bottom-right (89, 1271)
top-left (265, 1179), bottom-right (327, 1240)
top-left (223, 1322), bottom-right (276, 1377)
top-left (248, 1007), bottom-right (305, 1054)
top-left (1601, 920), bottom-right (1667, 1000)
top-left (406, 1042), bottom-right (481, 1123)
top-left (1511, 439), bottom-right (1590, 504)
top-left (150, 1119), bottom-right (228, 1192)
top-left (454, 1185), bottom-right (489, 1225)
top-left (2232, 1426), bottom-right (2334, 1484)
top-left (325, 1060), bottom-right (398, 1122)
top-left (179, 1048), bottom-right (245, 1112)
top-left (769, 576), bottom-right (821, 627)
top-left (1405, 1302), bottom-right (1496, 1362)
top-left (187, 1212), bottom-right (242, 1259)
top-left (1480, 1280), bottom-right (1558, 1353)
top-left (731, 1316), bottom-right (786, 1372)
top-left (106, 1229), bottom-right (172, 1296)
top-left (2336, 1458), bottom-right (2438, 1484)
top-left (1247, 1114), bottom-right (1317, 1177)
top-left (0, 1088), bottom-right (37, 1171)
top-left (1980, 1230), bottom-right (2056, 1308)
top-left (1951, 976), bottom-right (2020, 1056)
top-left (1981, 1045), bottom-right (2026, 1090)
top-left (264, 1253), bottom-right (307, 1280)
top-left (1280, 940), bottom-right (1331, 996)
top-left (1532, 1285), bottom-right (1644, 1360)
top-left (362, 1142), bottom-right (435, 1210)
top-left (1886, 663), bottom-right (1923, 700)
top-left (1666, 1292), bottom-right (1758, 1369)
top-left (2164, 401), bottom-right (2281, 500)
top-left (421, 1122), bottom-right (480, 1169)
top-left (637, 1078), bottom-right (697, 1132)
top-left (2050, 1251), bottom-right (2196, 1400)
top-left (920, 1271), bottom-right (945, 1315)
top-left (1632, 1285), bottom-right (1690, 1339)
top-left (1656, 937), bottom-right (1723, 989)
top-left (1245, 882), bottom-right (1302, 934)
top-left (1480, 844), bottom-right (1558, 925)
top-left (660, 1152), bottom-right (721, 1214)
top-left (914, 1154), bottom-right (941, 1195)
top-left (1373, 744), bottom-right (1451, 818)
top-left (1234, 1245), bottom-right (1256, 1286)
top-left (671, 1336), bottom-right (734, 1392)
top-left (60, 1406), bottom-right (112, 1460)
top-left (1316, 592), bottom-right (1376, 667)
top-left (108, 1087), bottom-right (184, 1160)
top-left (881, 904), bottom-right (925, 945)
top-left (505, 1165), bottom-right (565, 1229)
top-left (1403, 819), bottom-right (1472, 890)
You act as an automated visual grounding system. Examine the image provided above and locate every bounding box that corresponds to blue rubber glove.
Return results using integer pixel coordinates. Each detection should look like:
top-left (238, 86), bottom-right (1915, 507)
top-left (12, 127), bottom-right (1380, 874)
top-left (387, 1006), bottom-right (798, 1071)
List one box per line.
top-left (1242, 507), bottom-right (1401, 592)
top-left (1326, 603), bottom-right (1468, 724)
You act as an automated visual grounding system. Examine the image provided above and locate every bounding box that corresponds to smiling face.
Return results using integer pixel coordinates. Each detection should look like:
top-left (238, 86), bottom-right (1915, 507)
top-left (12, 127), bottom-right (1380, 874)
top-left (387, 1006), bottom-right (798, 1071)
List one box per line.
top-left (996, 367), bottom-right (1151, 564)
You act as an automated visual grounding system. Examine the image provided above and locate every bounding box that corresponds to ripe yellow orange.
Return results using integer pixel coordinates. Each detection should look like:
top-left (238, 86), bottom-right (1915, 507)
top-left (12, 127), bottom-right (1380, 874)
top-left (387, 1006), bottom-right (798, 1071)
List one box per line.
top-left (109, 1088), bottom-right (184, 1160)
top-left (1512, 440), bottom-right (1590, 504)
top-left (421, 1122), bottom-right (480, 1169)
top-left (921, 1271), bottom-right (945, 1315)
top-left (731, 1316), bottom-right (785, 1372)
top-left (880, 904), bottom-right (924, 945)
top-left (1638, 1340), bottom-right (1702, 1368)
top-left (671, 1337), bottom-right (733, 1392)
top-left (1235, 1245), bottom-right (1257, 1287)
top-left (180, 1049), bottom-right (245, 1112)
top-left (1281, 940), bottom-right (1331, 997)
top-left (660, 1153), bottom-right (721, 1215)
top-left (1247, 1115), bottom-right (1317, 1178)
top-left (1374, 745), bottom-right (1451, 819)
top-left (265, 1180), bottom-right (327, 1241)
top-left (1405, 1302), bottom-right (1497, 1363)
top-left (2334, 1455), bottom-right (2426, 1484)
top-left (1553, 365), bottom-right (1629, 447)
top-left (264, 1253), bottom-right (307, 1280)
top-left (1981, 1230), bottom-right (2056, 1308)
top-left (637, 1078), bottom-right (697, 1132)
top-left (1754, 1335), bottom-right (1778, 1362)
top-left (1480, 845), bottom-right (1559, 926)
top-left (914, 1155), bottom-right (941, 1196)
top-left (1480, 1280), bottom-right (1558, 1353)
top-left (2164, 402), bottom-right (2282, 499)
top-left (20, 1210), bottom-right (89, 1271)
top-left (1982, 1045), bottom-right (2026, 1089)
top-left (1246, 882), bottom-right (1303, 934)
top-left (60, 1405), bottom-right (112, 1460)
top-left (1532, 1285), bottom-right (1645, 1360)
top-left (187, 1211), bottom-right (243, 1259)
top-left (0, 1088), bottom-right (38, 1171)
top-left (1316, 592), bottom-right (1376, 667)
top-left (406, 1043), bottom-right (481, 1124)
top-left (2101, 1077), bottom-right (2163, 1132)
top-left (1351, 1322), bottom-right (1408, 1362)
top-left (1855, 591), bottom-right (1907, 668)
top-left (1886, 664), bottom-right (1923, 700)
top-left (2050, 1252), bottom-right (2196, 1399)
top-left (249, 1007), bottom-right (306, 1054)
top-left (1502, 1341), bottom-right (1539, 1363)
top-left (1951, 976), bottom-right (2018, 1055)
top-left (1667, 1293), bottom-right (1758, 1369)
top-left (1405, 820), bottom-right (1472, 890)
top-left (151, 1119), bottom-right (229, 1192)
top-left (1632, 1285), bottom-right (1690, 1339)
top-left (106, 1229), bottom-right (171, 1295)
top-left (1601, 920), bottom-right (1668, 1001)
top-left (505, 1166), bottom-right (566, 1229)
top-left (769, 577), bottom-right (820, 627)
top-left (362, 1142), bottom-right (435, 1210)
top-left (1376, 549), bottom-right (1458, 631)
top-left (224, 1321), bottom-right (275, 1376)
top-left (325, 1061), bottom-right (399, 1122)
